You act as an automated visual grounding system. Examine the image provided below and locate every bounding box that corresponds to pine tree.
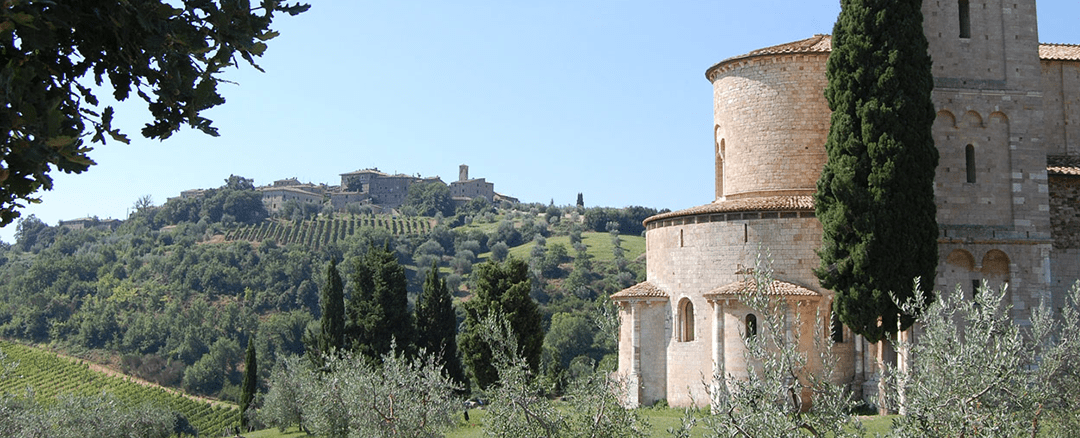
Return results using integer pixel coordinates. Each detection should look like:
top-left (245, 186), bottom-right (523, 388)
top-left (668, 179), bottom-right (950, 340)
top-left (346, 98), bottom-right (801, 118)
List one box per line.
top-left (240, 337), bottom-right (257, 429)
top-left (814, 0), bottom-right (938, 343)
top-left (459, 257), bottom-right (543, 389)
top-left (347, 245), bottom-right (414, 357)
top-left (415, 261), bottom-right (468, 388)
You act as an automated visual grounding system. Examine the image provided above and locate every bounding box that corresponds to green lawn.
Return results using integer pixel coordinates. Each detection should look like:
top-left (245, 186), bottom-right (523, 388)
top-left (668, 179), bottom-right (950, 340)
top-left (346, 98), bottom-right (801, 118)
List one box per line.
top-left (248, 409), bottom-right (896, 437)
top-left (504, 231), bottom-right (645, 263)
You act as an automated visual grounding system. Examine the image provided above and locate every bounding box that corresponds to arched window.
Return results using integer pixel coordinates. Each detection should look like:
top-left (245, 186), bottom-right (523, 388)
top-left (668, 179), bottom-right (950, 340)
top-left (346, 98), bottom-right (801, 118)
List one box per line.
top-left (965, 145), bottom-right (976, 183)
top-left (830, 311), bottom-right (844, 343)
top-left (959, 0), bottom-right (971, 38)
top-left (745, 313), bottom-right (758, 339)
top-left (715, 133), bottom-right (726, 200)
top-left (678, 298), bottom-right (695, 342)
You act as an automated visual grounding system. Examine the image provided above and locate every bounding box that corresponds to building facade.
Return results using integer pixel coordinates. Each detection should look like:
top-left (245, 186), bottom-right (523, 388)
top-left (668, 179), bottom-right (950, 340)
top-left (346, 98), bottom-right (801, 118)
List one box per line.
top-left (614, 0), bottom-right (1080, 408)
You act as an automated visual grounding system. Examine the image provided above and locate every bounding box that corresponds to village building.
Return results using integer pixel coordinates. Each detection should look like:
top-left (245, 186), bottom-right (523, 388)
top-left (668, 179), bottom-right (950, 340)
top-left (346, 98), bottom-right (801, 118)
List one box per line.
top-left (450, 164), bottom-right (495, 203)
top-left (613, 0), bottom-right (1080, 408)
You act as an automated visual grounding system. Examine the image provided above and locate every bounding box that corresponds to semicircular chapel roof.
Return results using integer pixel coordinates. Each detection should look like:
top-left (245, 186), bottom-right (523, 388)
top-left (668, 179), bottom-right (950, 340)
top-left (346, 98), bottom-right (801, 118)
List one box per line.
top-left (707, 34), bottom-right (1080, 80)
top-left (705, 279), bottom-right (822, 298)
top-left (706, 34), bottom-right (832, 79)
top-left (643, 195), bottom-right (814, 226)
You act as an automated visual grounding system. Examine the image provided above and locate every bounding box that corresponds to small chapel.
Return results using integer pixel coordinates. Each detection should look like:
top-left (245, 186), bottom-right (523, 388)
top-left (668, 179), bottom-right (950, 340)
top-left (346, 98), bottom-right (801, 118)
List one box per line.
top-left (613, 0), bottom-right (1080, 407)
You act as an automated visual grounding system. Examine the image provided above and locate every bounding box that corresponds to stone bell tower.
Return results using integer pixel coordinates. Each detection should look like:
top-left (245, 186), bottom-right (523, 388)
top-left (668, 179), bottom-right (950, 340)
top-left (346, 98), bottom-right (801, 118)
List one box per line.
top-left (922, 0), bottom-right (1051, 320)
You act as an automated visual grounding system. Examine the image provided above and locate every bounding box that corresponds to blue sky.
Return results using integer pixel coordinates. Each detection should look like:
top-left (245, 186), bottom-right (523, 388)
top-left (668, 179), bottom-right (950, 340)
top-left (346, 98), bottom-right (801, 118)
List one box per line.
top-left (2, 1), bottom-right (1077, 243)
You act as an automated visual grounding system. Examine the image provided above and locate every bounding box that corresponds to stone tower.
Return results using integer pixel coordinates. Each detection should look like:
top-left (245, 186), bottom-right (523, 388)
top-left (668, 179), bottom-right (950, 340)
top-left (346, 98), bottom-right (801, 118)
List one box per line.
top-left (459, 164), bottom-right (469, 182)
top-left (924, 0), bottom-right (1052, 320)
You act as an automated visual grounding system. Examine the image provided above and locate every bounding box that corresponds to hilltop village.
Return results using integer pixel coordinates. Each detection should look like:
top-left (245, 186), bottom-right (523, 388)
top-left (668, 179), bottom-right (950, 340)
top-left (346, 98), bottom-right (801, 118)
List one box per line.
top-left (184, 164), bottom-right (518, 214)
top-left (56, 164), bottom-right (518, 230)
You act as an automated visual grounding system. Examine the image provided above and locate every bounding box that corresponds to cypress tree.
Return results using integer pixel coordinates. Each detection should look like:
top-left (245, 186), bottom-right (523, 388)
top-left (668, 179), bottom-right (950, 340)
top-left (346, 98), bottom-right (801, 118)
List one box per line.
top-left (416, 261), bottom-right (468, 388)
top-left (815, 0), bottom-right (938, 343)
top-left (308, 258), bottom-right (345, 365)
top-left (347, 244), bottom-right (414, 357)
top-left (240, 337), bottom-right (257, 429)
top-left (459, 257), bottom-right (543, 389)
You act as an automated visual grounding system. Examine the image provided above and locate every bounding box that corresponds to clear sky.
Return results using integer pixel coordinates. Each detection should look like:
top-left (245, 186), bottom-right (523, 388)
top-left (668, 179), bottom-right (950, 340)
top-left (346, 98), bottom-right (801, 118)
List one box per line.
top-left (2, 1), bottom-right (1077, 243)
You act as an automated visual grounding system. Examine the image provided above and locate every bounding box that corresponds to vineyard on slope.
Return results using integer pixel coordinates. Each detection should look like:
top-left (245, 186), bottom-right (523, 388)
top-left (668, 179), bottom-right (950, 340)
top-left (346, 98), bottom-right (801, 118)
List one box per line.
top-left (0, 341), bottom-right (240, 437)
top-left (225, 215), bottom-right (433, 249)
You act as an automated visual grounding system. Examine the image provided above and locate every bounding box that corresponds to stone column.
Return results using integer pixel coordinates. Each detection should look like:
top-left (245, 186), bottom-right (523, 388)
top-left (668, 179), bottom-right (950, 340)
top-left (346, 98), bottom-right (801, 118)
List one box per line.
top-left (712, 299), bottom-right (724, 377)
top-left (628, 302), bottom-right (641, 407)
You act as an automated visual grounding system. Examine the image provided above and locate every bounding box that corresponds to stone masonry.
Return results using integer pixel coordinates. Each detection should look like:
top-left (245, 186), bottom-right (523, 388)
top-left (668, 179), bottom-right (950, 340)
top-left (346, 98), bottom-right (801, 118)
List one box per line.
top-left (614, 0), bottom-right (1080, 408)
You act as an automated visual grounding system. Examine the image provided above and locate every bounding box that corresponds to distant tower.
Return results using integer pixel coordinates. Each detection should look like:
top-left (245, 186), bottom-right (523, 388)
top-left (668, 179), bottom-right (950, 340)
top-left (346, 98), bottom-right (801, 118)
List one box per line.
top-left (459, 164), bottom-right (469, 182)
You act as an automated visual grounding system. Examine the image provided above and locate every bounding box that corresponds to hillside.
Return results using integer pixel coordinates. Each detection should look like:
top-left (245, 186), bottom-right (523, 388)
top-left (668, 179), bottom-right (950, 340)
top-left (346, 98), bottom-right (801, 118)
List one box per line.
top-left (0, 190), bottom-right (662, 409)
top-left (0, 341), bottom-right (240, 436)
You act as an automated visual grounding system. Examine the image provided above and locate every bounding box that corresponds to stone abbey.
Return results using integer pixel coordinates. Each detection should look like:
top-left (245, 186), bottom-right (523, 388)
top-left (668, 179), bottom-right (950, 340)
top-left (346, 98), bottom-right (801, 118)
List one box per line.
top-left (613, 0), bottom-right (1080, 407)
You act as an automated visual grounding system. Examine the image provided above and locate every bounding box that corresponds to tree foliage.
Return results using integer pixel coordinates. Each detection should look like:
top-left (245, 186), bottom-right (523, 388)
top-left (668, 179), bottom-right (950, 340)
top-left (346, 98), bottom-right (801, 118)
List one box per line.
top-left (814, 0), bottom-right (938, 343)
top-left (0, 0), bottom-right (308, 226)
top-left (260, 346), bottom-right (460, 438)
top-left (308, 258), bottom-right (345, 366)
top-left (887, 281), bottom-right (1080, 437)
top-left (346, 245), bottom-right (414, 358)
top-left (459, 257), bottom-right (542, 389)
top-left (403, 181), bottom-right (454, 217)
top-left (240, 337), bottom-right (257, 428)
top-left (415, 261), bottom-right (467, 387)
top-left (702, 254), bottom-right (862, 438)
top-left (479, 314), bottom-right (649, 438)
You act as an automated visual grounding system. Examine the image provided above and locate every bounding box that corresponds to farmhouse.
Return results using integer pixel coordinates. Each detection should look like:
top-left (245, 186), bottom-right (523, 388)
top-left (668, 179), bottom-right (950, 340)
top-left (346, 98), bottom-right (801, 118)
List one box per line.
top-left (614, 0), bottom-right (1080, 407)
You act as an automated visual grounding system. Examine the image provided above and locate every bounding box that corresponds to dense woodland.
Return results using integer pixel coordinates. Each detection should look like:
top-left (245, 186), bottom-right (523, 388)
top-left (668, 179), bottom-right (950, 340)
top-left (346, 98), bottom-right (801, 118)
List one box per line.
top-left (0, 176), bottom-right (663, 402)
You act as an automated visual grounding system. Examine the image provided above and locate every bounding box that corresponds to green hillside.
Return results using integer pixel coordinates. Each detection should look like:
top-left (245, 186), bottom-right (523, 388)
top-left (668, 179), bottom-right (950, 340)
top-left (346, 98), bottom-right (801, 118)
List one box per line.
top-left (0, 341), bottom-right (240, 437)
top-left (505, 232), bottom-right (645, 263)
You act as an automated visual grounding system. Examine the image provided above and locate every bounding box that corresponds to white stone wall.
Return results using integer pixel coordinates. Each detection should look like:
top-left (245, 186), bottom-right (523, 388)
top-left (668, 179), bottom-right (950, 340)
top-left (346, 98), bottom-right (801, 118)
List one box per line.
top-left (711, 54), bottom-right (830, 201)
top-left (646, 216), bottom-right (825, 296)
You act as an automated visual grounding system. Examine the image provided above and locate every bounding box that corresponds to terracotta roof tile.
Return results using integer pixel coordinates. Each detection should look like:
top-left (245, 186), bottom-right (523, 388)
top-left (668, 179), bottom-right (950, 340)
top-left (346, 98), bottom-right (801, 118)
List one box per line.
top-left (706, 279), bottom-right (821, 298)
top-left (1048, 155), bottom-right (1080, 176)
top-left (645, 196), bottom-right (814, 225)
top-left (707, 35), bottom-right (832, 79)
top-left (709, 36), bottom-right (1077, 80)
top-left (1040, 43), bottom-right (1080, 61)
top-left (611, 282), bottom-right (668, 300)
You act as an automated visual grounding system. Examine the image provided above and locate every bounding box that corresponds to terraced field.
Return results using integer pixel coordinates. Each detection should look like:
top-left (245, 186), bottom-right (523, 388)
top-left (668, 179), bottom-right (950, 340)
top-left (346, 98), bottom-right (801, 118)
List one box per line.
top-left (0, 341), bottom-right (240, 437)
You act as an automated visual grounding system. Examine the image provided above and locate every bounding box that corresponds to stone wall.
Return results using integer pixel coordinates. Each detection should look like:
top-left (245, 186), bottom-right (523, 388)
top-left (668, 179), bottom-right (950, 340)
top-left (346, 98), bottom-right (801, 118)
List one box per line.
top-left (710, 53), bottom-right (830, 201)
top-left (1041, 60), bottom-right (1080, 156)
top-left (646, 215), bottom-right (824, 296)
top-left (922, 0), bottom-right (1041, 92)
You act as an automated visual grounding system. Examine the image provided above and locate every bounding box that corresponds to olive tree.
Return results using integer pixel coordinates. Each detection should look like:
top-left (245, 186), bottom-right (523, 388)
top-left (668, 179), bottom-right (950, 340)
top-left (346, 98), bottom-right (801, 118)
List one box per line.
top-left (886, 281), bottom-right (1080, 437)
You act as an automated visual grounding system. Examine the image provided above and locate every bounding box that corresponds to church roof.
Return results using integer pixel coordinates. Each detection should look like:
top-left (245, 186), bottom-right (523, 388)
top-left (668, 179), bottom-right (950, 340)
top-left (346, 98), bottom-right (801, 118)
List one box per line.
top-left (611, 281), bottom-right (668, 300)
top-left (1040, 43), bottom-right (1080, 61)
top-left (1048, 155), bottom-right (1080, 176)
top-left (644, 195), bottom-right (814, 226)
top-left (706, 35), bottom-right (832, 79)
top-left (709, 35), bottom-right (1080, 79)
top-left (706, 279), bottom-right (822, 298)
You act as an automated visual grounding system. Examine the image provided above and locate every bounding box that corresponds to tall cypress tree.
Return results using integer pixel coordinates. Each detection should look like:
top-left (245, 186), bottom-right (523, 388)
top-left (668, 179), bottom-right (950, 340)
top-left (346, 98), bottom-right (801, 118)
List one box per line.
top-left (240, 337), bottom-right (257, 429)
top-left (308, 258), bottom-right (345, 364)
top-left (416, 261), bottom-right (468, 388)
top-left (459, 257), bottom-right (543, 389)
top-left (815, 0), bottom-right (938, 343)
top-left (347, 244), bottom-right (414, 357)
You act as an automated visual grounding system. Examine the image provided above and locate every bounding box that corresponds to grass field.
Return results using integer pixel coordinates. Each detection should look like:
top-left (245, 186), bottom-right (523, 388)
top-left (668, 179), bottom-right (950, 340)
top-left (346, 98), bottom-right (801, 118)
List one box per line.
top-left (504, 231), bottom-right (646, 263)
top-left (250, 407), bottom-right (896, 437)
